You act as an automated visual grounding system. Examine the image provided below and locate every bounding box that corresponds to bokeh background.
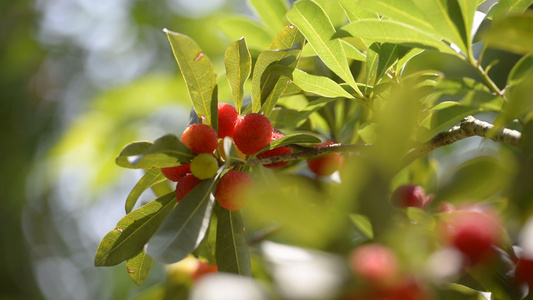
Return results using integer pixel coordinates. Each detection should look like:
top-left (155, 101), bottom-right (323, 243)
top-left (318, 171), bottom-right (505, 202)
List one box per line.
top-left (0, 0), bottom-right (503, 299)
top-left (1, 0), bottom-right (253, 299)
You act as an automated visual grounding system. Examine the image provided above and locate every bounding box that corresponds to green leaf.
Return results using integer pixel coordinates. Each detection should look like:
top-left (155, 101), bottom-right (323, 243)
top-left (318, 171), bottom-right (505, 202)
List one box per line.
top-left (126, 250), bottom-right (153, 286)
top-left (125, 168), bottom-right (167, 214)
top-left (411, 0), bottom-right (468, 54)
top-left (286, 97), bottom-right (338, 129)
top-left (292, 69), bottom-right (355, 99)
top-left (94, 192), bottom-right (177, 267)
top-left (165, 29), bottom-right (217, 126)
top-left (258, 133), bottom-right (322, 154)
top-left (269, 24), bottom-right (305, 51)
top-left (215, 206), bottom-right (251, 275)
top-left (216, 16), bottom-right (273, 51)
top-left (341, 40), bottom-right (366, 62)
top-left (225, 38), bottom-right (252, 114)
top-left (456, 0), bottom-right (481, 54)
top-left (116, 141), bottom-right (152, 169)
top-left (366, 43), bottom-right (411, 85)
top-left (249, 0), bottom-right (289, 36)
top-left (251, 49), bottom-right (301, 116)
top-left (349, 214), bottom-right (373, 239)
top-left (421, 105), bottom-right (481, 141)
top-left (133, 134), bottom-right (195, 169)
top-left (488, 0), bottom-right (533, 21)
top-left (406, 207), bottom-right (436, 230)
top-left (358, 0), bottom-right (434, 33)
top-left (498, 68), bottom-right (533, 124)
top-left (338, 0), bottom-right (378, 22)
top-left (146, 178), bottom-right (217, 264)
top-left (482, 13), bottom-right (533, 55)
top-left (508, 52), bottom-right (533, 87)
top-left (287, 0), bottom-right (363, 97)
top-left (341, 19), bottom-right (458, 56)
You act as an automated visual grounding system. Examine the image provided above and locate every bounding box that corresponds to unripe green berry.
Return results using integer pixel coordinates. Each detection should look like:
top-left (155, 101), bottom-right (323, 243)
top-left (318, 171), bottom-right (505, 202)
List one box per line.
top-left (190, 154), bottom-right (219, 180)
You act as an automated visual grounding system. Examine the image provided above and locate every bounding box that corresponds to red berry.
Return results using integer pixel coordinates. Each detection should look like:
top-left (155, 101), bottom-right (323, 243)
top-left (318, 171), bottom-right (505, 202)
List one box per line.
top-left (380, 278), bottom-right (429, 300)
top-left (443, 210), bottom-right (501, 264)
top-left (181, 124), bottom-right (218, 154)
top-left (175, 173), bottom-right (202, 202)
top-left (192, 261), bottom-right (218, 281)
top-left (233, 113), bottom-right (273, 155)
top-left (391, 185), bottom-right (432, 209)
top-left (257, 130), bottom-right (292, 169)
top-left (214, 170), bottom-right (253, 210)
top-left (515, 257), bottom-right (533, 286)
top-left (306, 142), bottom-right (343, 176)
top-left (161, 164), bottom-right (191, 182)
top-left (349, 244), bottom-right (399, 285)
top-left (217, 103), bottom-right (239, 138)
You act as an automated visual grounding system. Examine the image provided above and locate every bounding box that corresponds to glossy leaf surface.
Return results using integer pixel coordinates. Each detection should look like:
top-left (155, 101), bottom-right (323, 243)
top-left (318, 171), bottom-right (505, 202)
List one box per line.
top-left (94, 192), bottom-right (177, 266)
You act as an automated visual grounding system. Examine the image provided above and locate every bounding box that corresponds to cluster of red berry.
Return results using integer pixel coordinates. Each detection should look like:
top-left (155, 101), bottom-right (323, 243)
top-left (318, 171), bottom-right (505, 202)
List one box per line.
top-left (160, 102), bottom-right (348, 211)
top-left (345, 184), bottom-right (533, 298)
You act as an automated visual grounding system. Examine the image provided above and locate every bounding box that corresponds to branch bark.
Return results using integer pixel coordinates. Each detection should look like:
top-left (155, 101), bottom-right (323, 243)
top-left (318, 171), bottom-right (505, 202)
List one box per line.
top-left (230, 116), bottom-right (522, 169)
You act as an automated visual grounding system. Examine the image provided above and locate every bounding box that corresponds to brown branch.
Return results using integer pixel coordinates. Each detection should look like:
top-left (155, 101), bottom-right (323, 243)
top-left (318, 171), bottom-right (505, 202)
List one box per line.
top-left (230, 116), bottom-right (521, 169)
top-left (403, 116), bottom-right (522, 165)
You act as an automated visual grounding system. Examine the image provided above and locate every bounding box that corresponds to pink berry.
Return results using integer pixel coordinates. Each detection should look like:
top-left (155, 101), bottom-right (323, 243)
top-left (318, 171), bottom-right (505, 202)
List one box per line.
top-left (443, 210), bottom-right (501, 264)
top-left (214, 170), bottom-right (253, 210)
top-left (217, 103), bottom-right (239, 138)
top-left (181, 124), bottom-right (218, 154)
top-left (161, 164), bottom-right (191, 182)
top-left (257, 130), bottom-right (292, 169)
top-left (307, 141), bottom-right (343, 176)
top-left (175, 173), bottom-right (202, 202)
top-left (391, 185), bottom-right (433, 209)
top-left (233, 113), bottom-right (273, 155)
top-left (349, 244), bottom-right (399, 285)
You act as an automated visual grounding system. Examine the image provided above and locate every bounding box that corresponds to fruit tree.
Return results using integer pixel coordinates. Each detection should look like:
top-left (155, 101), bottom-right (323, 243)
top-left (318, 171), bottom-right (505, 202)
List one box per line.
top-left (94, 0), bottom-right (533, 299)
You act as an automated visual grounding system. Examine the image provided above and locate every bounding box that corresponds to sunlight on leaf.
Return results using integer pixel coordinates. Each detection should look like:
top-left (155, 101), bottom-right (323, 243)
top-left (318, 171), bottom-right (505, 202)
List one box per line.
top-left (126, 250), bottom-right (153, 286)
top-left (225, 38), bottom-right (252, 114)
top-left (216, 206), bottom-right (251, 275)
top-left (94, 192), bottom-right (177, 266)
top-left (165, 29), bottom-right (217, 126)
top-left (125, 168), bottom-right (167, 214)
top-left (287, 0), bottom-right (363, 97)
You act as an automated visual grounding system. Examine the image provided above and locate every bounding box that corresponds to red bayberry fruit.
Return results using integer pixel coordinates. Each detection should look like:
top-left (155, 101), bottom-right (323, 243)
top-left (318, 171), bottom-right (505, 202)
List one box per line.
top-left (515, 257), bottom-right (533, 286)
top-left (217, 103), bottom-right (239, 138)
top-left (257, 130), bottom-right (292, 169)
top-left (350, 244), bottom-right (399, 285)
top-left (380, 278), bottom-right (429, 300)
top-left (233, 113), bottom-right (273, 155)
top-left (214, 170), bottom-right (253, 210)
top-left (391, 185), bottom-right (433, 209)
top-left (181, 124), bottom-right (218, 154)
top-left (175, 173), bottom-right (202, 202)
top-left (192, 261), bottom-right (218, 281)
top-left (307, 142), bottom-right (343, 176)
top-left (443, 210), bottom-right (501, 264)
top-left (161, 164), bottom-right (191, 182)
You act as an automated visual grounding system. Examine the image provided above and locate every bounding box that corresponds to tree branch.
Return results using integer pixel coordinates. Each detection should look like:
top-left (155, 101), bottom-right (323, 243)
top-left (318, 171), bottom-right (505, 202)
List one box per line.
top-left (403, 116), bottom-right (522, 165)
top-left (229, 116), bottom-right (521, 169)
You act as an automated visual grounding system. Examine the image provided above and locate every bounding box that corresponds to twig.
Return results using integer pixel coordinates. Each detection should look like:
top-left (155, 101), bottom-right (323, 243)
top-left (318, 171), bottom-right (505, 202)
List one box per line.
top-left (403, 116), bottom-right (522, 165)
top-left (230, 116), bottom-right (521, 169)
